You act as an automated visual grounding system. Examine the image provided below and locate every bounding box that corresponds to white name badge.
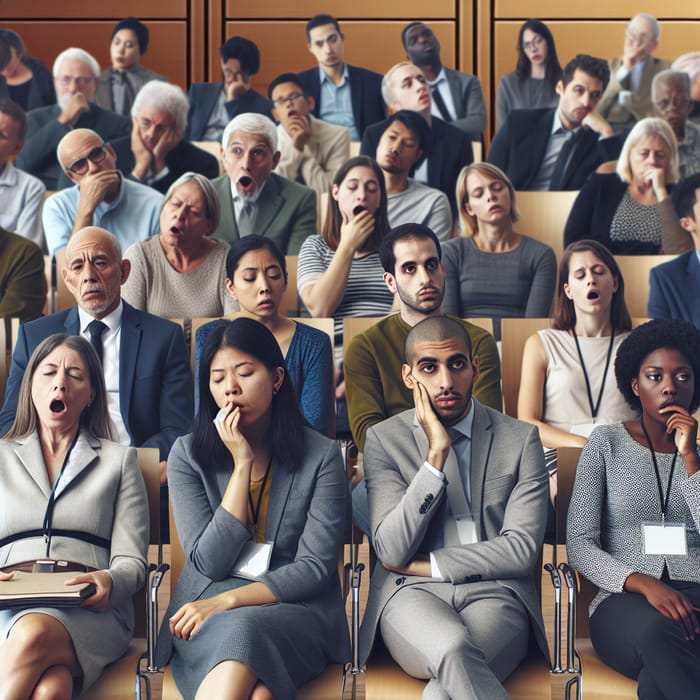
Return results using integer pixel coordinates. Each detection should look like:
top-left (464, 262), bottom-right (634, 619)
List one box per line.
top-left (642, 522), bottom-right (688, 556)
top-left (232, 542), bottom-right (273, 580)
top-left (455, 516), bottom-right (477, 545)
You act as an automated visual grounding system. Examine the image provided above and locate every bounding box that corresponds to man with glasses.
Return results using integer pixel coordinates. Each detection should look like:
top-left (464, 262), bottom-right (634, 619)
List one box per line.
top-left (185, 35), bottom-right (273, 143)
top-left (42, 128), bottom-right (162, 254)
top-left (16, 48), bottom-right (130, 190)
top-left (597, 14), bottom-right (670, 133)
top-left (653, 70), bottom-right (700, 179)
top-left (401, 22), bottom-right (485, 141)
top-left (269, 72), bottom-right (349, 196)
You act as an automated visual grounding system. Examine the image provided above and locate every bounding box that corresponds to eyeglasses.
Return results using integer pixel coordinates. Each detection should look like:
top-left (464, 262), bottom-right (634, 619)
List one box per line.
top-left (55, 75), bottom-right (95, 88)
top-left (655, 97), bottom-right (691, 111)
top-left (273, 92), bottom-right (305, 108)
top-left (523, 36), bottom-right (545, 52)
top-left (67, 144), bottom-right (108, 175)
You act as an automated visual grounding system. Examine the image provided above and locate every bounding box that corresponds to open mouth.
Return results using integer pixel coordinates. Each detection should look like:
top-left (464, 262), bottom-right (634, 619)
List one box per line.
top-left (239, 176), bottom-right (253, 187)
top-left (50, 399), bottom-right (66, 414)
top-left (587, 290), bottom-right (600, 301)
top-left (353, 205), bottom-right (367, 216)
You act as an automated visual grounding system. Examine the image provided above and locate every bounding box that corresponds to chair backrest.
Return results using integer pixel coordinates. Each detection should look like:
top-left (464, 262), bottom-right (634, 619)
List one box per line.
top-left (283, 255), bottom-right (299, 316)
top-left (44, 255), bottom-right (53, 315)
top-left (318, 192), bottom-right (329, 236)
top-left (191, 140), bottom-right (224, 176)
top-left (615, 255), bottom-right (676, 319)
top-left (53, 248), bottom-right (75, 312)
top-left (500, 317), bottom-right (552, 418)
top-left (471, 141), bottom-right (482, 163)
top-left (515, 190), bottom-right (579, 262)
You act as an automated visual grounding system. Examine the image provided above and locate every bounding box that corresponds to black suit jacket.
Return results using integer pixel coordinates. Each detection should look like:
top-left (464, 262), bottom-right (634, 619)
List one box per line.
top-left (184, 82), bottom-right (273, 142)
top-left (0, 302), bottom-right (193, 460)
top-left (110, 137), bottom-right (220, 193)
top-left (16, 103), bottom-right (130, 190)
top-left (297, 64), bottom-right (385, 140)
top-left (487, 108), bottom-right (622, 191)
top-left (361, 115), bottom-right (473, 215)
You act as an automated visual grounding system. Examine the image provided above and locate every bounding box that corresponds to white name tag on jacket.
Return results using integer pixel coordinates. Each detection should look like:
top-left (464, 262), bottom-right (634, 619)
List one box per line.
top-left (642, 522), bottom-right (687, 556)
top-left (232, 542), bottom-right (273, 580)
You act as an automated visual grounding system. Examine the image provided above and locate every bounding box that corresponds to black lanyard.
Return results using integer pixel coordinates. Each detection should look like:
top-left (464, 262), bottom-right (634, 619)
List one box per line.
top-left (42, 431), bottom-right (80, 556)
top-left (572, 330), bottom-right (615, 419)
top-left (248, 457), bottom-right (272, 531)
top-left (640, 417), bottom-right (678, 523)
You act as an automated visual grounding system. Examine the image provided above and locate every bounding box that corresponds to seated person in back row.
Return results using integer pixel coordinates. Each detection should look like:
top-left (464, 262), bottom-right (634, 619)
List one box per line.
top-left (270, 71), bottom-right (350, 197)
top-left (16, 48), bottom-right (130, 190)
top-left (0, 97), bottom-right (45, 248)
top-left (359, 315), bottom-right (549, 699)
top-left (185, 36), bottom-right (273, 143)
top-left (210, 113), bottom-right (316, 255)
top-left (649, 172), bottom-right (700, 326)
top-left (488, 53), bottom-right (619, 192)
top-left (110, 80), bottom-right (219, 193)
top-left (43, 128), bottom-right (162, 255)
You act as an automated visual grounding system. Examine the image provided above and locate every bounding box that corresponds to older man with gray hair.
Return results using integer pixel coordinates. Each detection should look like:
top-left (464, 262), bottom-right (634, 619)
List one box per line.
top-left (653, 70), bottom-right (700, 179)
top-left (210, 112), bottom-right (316, 253)
top-left (16, 47), bottom-right (130, 190)
top-left (597, 14), bottom-right (671, 132)
top-left (110, 80), bottom-right (219, 193)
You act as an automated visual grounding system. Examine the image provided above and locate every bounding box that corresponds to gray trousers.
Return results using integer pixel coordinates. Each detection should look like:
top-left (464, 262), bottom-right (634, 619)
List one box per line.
top-left (379, 580), bottom-right (530, 700)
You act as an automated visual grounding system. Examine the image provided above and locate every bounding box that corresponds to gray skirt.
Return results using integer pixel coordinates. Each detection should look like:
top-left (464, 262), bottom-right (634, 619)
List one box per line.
top-left (170, 578), bottom-right (334, 700)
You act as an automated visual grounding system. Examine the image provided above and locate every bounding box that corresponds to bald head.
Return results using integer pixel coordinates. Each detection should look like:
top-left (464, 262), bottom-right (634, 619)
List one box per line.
top-left (404, 316), bottom-right (472, 364)
top-left (63, 227), bottom-right (129, 319)
top-left (57, 128), bottom-right (117, 184)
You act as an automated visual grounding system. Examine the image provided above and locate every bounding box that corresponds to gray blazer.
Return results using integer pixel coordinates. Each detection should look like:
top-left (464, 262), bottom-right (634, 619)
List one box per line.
top-left (156, 427), bottom-right (350, 665)
top-left (210, 172), bottom-right (316, 255)
top-left (359, 401), bottom-right (550, 663)
top-left (0, 429), bottom-right (149, 606)
top-left (443, 67), bottom-right (487, 139)
top-left (95, 65), bottom-right (168, 114)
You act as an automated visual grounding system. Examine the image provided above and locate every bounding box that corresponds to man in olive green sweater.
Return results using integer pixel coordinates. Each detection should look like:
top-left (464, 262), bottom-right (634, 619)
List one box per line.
top-left (345, 223), bottom-right (502, 533)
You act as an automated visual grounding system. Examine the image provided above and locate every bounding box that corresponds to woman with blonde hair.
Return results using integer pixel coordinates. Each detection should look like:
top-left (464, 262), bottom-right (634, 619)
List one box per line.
top-left (564, 117), bottom-right (691, 254)
top-left (442, 162), bottom-right (556, 339)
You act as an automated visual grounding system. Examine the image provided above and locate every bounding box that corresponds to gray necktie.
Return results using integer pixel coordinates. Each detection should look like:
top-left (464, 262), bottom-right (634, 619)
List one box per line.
top-left (237, 202), bottom-right (254, 237)
top-left (86, 319), bottom-right (108, 364)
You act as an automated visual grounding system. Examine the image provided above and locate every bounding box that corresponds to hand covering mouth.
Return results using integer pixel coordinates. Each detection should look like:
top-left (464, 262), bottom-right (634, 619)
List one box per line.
top-left (353, 205), bottom-right (367, 216)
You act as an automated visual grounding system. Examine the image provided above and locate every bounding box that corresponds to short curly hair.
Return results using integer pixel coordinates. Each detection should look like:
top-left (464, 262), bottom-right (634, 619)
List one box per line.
top-left (614, 319), bottom-right (700, 413)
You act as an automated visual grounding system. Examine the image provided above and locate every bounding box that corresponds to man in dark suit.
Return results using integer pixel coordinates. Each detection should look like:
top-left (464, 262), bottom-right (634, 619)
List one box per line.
top-left (402, 22), bottom-right (486, 141)
top-left (211, 112), bottom-right (316, 254)
top-left (488, 54), bottom-right (621, 192)
top-left (0, 226), bottom-right (193, 471)
top-left (359, 316), bottom-right (549, 698)
top-left (361, 62), bottom-right (472, 215)
top-left (110, 79), bottom-right (219, 193)
top-left (16, 48), bottom-right (130, 190)
top-left (185, 36), bottom-right (272, 143)
top-left (649, 173), bottom-right (700, 325)
top-left (297, 14), bottom-right (385, 142)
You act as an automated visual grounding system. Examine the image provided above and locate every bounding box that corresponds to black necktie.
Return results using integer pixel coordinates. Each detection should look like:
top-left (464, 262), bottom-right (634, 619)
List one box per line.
top-left (549, 130), bottom-right (579, 191)
top-left (86, 320), bottom-right (108, 364)
top-left (431, 85), bottom-right (452, 122)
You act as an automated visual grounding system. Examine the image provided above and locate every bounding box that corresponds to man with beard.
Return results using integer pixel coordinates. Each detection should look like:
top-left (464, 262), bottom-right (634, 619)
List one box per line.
top-left (375, 110), bottom-right (452, 240)
top-left (401, 22), bottom-right (485, 140)
top-left (652, 70), bottom-right (700, 178)
top-left (344, 223), bottom-right (502, 533)
top-left (488, 54), bottom-right (620, 191)
top-left (210, 112), bottom-right (316, 254)
top-left (358, 315), bottom-right (549, 699)
top-left (17, 48), bottom-right (130, 190)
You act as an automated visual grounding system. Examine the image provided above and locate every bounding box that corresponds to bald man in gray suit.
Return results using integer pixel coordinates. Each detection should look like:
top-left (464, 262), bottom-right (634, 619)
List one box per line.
top-left (359, 317), bottom-right (549, 699)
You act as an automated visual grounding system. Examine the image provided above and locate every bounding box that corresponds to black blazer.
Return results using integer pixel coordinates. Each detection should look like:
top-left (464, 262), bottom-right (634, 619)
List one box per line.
top-left (110, 136), bottom-right (220, 193)
top-left (487, 108), bottom-right (622, 191)
top-left (185, 82), bottom-right (273, 142)
top-left (361, 115), bottom-right (473, 215)
top-left (297, 64), bottom-right (385, 140)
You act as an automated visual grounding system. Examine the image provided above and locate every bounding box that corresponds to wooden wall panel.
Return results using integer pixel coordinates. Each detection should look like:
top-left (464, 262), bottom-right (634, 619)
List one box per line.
top-left (228, 0), bottom-right (456, 19)
top-left (495, 0), bottom-right (700, 19)
top-left (2, 21), bottom-right (189, 89)
top-left (0, 0), bottom-right (187, 19)
top-left (227, 21), bottom-right (457, 95)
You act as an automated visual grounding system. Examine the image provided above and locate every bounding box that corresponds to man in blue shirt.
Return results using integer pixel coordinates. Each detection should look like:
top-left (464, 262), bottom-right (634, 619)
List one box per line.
top-left (297, 14), bottom-right (385, 141)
